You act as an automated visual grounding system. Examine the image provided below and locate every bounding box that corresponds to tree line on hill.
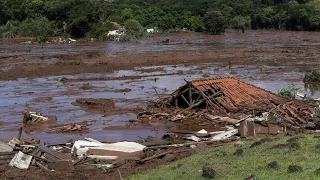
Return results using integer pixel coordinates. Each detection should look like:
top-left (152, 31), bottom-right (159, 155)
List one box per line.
top-left (0, 0), bottom-right (319, 41)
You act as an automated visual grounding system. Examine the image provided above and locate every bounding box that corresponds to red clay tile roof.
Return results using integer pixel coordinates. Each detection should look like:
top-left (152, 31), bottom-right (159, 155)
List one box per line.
top-left (191, 77), bottom-right (281, 109)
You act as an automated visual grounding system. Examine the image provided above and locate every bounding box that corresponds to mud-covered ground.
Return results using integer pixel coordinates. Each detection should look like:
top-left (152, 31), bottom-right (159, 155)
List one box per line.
top-left (0, 30), bottom-right (320, 144)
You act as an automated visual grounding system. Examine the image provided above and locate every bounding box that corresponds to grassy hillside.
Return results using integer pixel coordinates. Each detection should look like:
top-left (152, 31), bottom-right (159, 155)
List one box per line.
top-left (129, 135), bottom-right (320, 180)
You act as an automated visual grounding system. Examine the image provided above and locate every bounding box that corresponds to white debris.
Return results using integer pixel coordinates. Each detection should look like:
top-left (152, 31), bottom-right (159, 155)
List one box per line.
top-left (71, 140), bottom-right (104, 156)
top-left (190, 145), bottom-right (197, 148)
top-left (96, 164), bottom-right (113, 168)
top-left (72, 139), bottom-right (146, 159)
top-left (146, 28), bottom-right (155, 33)
top-left (184, 135), bottom-right (201, 142)
top-left (295, 88), bottom-right (306, 100)
top-left (225, 126), bottom-right (235, 130)
top-left (9, 151), bottom-right (32, 169)
top-left (171, 114), bottom-right (185, 121)
top-left (68, 38), bottom-right (77, 42)
top-left (8, 138), bottom-right (20, 148)
top-left (30, 114), bottom-right (48, 122)
top-left (0, 141), bottom-right (13, 152)
top-left (209, 129), bottom-right (238, 141)
top-left (209, 131), bottom-right (227, 135)
top-left (84, 137), bottom-right (102, 143)
top-left (197, 129), bottom-right (208, 134)
top-left (88, 155), bottom-right (118, 160)
top-left (89, 142), bottom-right (146, 153)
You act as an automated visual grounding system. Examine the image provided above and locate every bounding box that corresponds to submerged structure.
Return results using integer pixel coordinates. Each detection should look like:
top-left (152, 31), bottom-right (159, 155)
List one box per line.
top-left (156, 77), bottom-right (316, 128)
top-left (169, 77), bottom-right (281, 113)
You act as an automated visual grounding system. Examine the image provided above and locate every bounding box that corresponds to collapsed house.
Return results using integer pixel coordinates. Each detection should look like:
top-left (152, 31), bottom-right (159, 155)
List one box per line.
top-left (150, 77), bottom-right (319, 136)
top-left (169, 77), bottom-right (281, 113)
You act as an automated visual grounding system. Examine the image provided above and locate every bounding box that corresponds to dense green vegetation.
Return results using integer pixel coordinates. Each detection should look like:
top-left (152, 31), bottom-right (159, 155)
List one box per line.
top-left (1, 0), bottom-right (320, 40)
top-left (129, 135), bottom-right (320, 180)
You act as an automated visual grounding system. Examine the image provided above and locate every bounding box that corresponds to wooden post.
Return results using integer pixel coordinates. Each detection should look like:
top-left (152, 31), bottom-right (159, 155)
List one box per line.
top-left (175, 97), bottom-right (178, 109)
top-left (181, 94), bottom-right (190, 107)
top-left (189, 86), bottom-right (193, 106)
top-left (18, 127), bottom-right (23, 140)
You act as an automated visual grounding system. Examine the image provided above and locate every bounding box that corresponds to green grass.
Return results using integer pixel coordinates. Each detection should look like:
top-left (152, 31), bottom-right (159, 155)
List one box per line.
top-left (129, 135), bottom-right (320, 180)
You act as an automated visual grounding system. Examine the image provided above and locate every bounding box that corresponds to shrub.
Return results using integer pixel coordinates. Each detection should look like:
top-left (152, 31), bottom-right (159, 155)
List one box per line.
top-left (304, 70), bottom-right (320, 83)
top-left (19, 17), bottom-right (55, 42)
top-left (86, 20), bottom-right (114, 40)
top-left (229, 16), bottom-right (251, 30)
top-left (0, 21), bottom-right (21, 38)
top-left (277, 84), bottom-right (299, 99)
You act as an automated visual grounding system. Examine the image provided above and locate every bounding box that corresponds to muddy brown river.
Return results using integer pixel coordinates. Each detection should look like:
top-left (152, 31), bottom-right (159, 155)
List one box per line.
top-left (0, 30), bottom-right (319, 143)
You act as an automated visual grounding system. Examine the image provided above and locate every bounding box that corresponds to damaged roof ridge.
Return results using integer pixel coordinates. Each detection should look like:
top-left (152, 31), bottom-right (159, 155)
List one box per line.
top-left (190, 77), bottom-right (280, 97)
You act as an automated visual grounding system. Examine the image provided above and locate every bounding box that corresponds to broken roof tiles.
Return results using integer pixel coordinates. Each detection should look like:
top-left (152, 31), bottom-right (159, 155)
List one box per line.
top-left (192, 77), bottom-right (280, 106)
top-left (171, 77), bottom-right (282, 112)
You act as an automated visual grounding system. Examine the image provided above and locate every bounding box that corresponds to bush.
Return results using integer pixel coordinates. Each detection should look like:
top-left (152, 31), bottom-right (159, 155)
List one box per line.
top-left (230, 16), bottom-right (251, 30)
top-left (304, 70), bottom-right (320, 83)
top-left (0, 21), bottom-right (21, 38)
top-left (19, 17), bottom-right (55, 42)
top-left (86, 20), bottom-right (114, 40)
top-left (124, 19), bottom-right (143, 37)
top-left (203, 11), bottom-right (227, 35)
top-left (277, 84), bottom-right (299, 99)
top-left (186, 16), bottom-right (204, 32)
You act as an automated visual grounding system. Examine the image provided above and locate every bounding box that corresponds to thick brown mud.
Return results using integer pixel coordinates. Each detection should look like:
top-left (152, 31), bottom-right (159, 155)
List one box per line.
top-left (0, 30), bottom-right (319, 143)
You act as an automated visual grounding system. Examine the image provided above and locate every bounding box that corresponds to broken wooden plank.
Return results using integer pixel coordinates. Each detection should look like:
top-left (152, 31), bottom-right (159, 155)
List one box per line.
top-left (139, 151), bottom-right (172, 163)
top-left (205, 114), bottom-right (240, 124)
top-left (35, 161), bottom-right (50, 172)
top-left (181, 94), bottom-right (190, 107)
top-left (286, 106), bottom-right (306, 123)
top-left (35, 144), bottom-right (66, 162)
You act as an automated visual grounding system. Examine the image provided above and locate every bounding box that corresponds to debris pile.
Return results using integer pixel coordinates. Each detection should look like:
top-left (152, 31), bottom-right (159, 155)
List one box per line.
top-left (23, 111), bottom-right (57, 124)
top-left (46, 123), bottom-right (88, 133)
top-left (0, 131), bottom-right (231, 173)
top-left (142, 77), bottom-right (319, 136)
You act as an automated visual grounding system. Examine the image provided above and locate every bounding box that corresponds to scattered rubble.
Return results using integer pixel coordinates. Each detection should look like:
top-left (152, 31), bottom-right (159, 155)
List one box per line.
top-left (23, 111), bottom-right (57, 124)
top-left (1, 77), bottom-right (319, 178)
top-left (46, 123), bottom-right (88, 133)
top-left (140, 77), bottom-right (319, 140)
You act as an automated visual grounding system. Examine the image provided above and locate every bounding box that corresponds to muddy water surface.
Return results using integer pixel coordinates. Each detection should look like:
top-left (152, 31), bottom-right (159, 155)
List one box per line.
top-left (0, 30), bottom-right (320, 143)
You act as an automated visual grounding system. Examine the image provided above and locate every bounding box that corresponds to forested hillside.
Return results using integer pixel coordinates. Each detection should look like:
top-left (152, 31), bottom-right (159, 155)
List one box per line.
top-left (1, 0), bottom-right (319, 40)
